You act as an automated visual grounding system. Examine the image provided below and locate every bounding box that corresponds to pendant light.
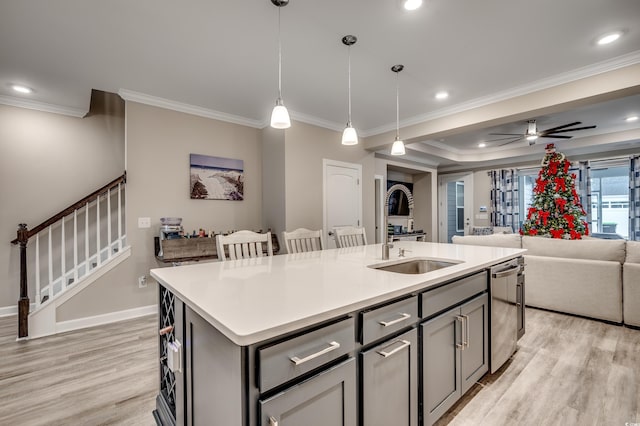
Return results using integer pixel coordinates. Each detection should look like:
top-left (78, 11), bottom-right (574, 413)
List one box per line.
top-left (341, 35), bottom-right (358, 145)
top-left (390, 64), bottom-right (406, 156)
top-left (270, 0), bottom-right (291, 129)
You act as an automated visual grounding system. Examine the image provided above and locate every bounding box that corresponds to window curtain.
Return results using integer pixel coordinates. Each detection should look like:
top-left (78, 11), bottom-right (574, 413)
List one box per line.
top-left (490, 169), bottom-right (519, 230)
top-left (574, 161), bottom-right (592, 225)
top-left (630, 155), bottom-right (640, 241)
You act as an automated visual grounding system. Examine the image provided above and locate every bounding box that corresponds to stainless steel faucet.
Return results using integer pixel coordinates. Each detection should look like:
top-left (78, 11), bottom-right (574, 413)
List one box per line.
top-left (383, 183), bottom-right (414, 260)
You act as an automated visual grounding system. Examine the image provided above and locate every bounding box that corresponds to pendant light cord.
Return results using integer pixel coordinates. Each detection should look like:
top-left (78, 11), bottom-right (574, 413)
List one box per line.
top-left (395, 71), bottom-right (400, 139)
top-left (347, 45), bottom-right (352, 125)
top-left (278, 6), bottom-right (283, 99)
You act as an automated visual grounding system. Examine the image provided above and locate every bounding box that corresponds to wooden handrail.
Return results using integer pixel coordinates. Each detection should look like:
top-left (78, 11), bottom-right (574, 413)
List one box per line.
top-left (10, 172), bottom-right (126, 244)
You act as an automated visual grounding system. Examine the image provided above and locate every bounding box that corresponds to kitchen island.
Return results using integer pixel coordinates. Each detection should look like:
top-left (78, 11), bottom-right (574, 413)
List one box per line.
top-left (150, 241), bottom-right (525, 426)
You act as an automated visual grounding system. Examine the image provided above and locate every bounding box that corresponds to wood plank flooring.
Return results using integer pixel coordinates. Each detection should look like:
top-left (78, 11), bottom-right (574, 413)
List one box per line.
top-left (0, 307), bottom-right (638, 425)
top-left (0, 314), bottom-right (157, 426)
top-left (436, 308), bottom-right (640, 426)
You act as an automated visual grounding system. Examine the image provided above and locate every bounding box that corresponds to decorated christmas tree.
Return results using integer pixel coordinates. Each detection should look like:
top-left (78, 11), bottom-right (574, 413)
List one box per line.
top-left (520, 144), bottom-right (589, 239)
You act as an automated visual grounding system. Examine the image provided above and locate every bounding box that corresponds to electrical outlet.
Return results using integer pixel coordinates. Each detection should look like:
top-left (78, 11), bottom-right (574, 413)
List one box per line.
top-left (138, 275), bottom-right (147, 288)
top-left (138, 217), bottom-right (151, 228)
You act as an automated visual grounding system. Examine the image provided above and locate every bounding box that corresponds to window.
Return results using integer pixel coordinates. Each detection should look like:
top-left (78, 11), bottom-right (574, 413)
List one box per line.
top-left (456, 182), bottom-right (464, 232)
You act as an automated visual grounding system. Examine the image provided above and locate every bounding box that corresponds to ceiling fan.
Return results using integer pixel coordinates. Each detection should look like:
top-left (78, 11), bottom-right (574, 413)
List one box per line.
top-left (488, 120), bottom-right (596, 146)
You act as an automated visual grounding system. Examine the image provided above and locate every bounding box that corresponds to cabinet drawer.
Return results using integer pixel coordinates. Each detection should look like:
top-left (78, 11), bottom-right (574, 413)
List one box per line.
top-left (421, 271), bottom-right (487, 319)
top-left (360, 296), bottom-right (418, 345)
top-left (258, 317), bottom-right (355, 392)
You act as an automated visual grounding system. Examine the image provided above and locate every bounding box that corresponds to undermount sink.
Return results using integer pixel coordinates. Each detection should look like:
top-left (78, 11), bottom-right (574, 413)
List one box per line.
top-left (369, 257), bottom-right (461, 274)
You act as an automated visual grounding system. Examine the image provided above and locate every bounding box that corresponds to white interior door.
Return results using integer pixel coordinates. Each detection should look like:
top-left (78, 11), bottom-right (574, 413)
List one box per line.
top-left (323, 160), bottom-right (362, 249)
top-left (438, 173), bottom-right (474, 243)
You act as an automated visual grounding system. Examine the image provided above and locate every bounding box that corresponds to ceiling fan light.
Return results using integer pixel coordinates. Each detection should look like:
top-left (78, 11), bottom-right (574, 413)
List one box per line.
top-left (597, 32), bottom-right (622, 45)
top-left (478, 142), bottom-right (486, 148)
top-left (11, 84), bottom-right (33, 94)
top-left (391, 138), bottom-right (406, 155)
top-left (526, 134), bottom-right (538, 142)
top-left (270, 100), bottom-right (291, 129)
top-left (403, 0), bottom-right (422, 11)
top-left (342, 125), bottom-right (358, 145)
top-left (625, 116), bottom-right (638, 122)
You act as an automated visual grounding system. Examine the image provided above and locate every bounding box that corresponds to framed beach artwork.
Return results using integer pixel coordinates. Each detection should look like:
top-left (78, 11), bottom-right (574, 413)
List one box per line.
top-left (190, 153), bottom-right (244, 200)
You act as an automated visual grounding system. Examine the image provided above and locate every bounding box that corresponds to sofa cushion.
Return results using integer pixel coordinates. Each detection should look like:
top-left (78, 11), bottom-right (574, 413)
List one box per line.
top-left (623, 263), bottom-right (640, 327)
top-left (525, 255), bottom-right (622, 323)
top-left (625, 240), bottom-right (640, 264)
top-left (451, 234), bottom-right (522, 248)
top-left (521, 236), bottom-right (626, 263)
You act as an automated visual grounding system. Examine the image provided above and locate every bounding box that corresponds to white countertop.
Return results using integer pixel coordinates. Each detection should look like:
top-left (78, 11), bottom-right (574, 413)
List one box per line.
top-left (150, 241), bottom-right (525, 346)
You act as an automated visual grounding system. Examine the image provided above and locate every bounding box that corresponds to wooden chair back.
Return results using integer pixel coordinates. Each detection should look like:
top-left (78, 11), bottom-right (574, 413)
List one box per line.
top-left (333, 226), bottom-right (367, 248)
top-left (282, 228), bottom-right (324, 254)
top-left (216, 230), bottom-right (273, 260)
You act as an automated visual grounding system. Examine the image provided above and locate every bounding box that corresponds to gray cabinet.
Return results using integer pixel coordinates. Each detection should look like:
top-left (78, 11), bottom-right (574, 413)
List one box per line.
top-left (258, 358), bottom-right (357, 426)
top-left (422, 293), bottom-right (488, 426)
top-left (361, 328), bottom-right (418, 426)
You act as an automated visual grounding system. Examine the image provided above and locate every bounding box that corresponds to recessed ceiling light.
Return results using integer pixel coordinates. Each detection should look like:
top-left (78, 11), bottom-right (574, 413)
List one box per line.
top-left (403, 0), bottom-right (422, 11)
top-left (478, 142), bottom-right (486, 148)
top-left (625, 116), bottom-right (638, 122)
top-left (596, 32), bottom-right (622, 45)
top-left (435, 91), bottom-right (449, 100)
top-left (11, 84), bottom-right (33, 94)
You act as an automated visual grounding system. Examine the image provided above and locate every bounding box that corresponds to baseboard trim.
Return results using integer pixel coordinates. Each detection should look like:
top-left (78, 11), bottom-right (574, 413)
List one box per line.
top-left (0, 303), bottom-right (36, 318)
top-left (55, 304), bottom-right (157, 335)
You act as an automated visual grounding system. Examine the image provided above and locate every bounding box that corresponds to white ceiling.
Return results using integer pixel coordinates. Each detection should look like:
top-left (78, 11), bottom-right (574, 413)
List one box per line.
top-left (1, 0), bottom-right (639, 169)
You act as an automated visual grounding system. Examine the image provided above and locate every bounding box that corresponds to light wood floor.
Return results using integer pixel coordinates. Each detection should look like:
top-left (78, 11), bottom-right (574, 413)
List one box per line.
top-left (0, 308), bottom-right (638, 425)
top-left (0, 314), bottom-right (158, 426)
top-left (436, 308), bottom-right (640, 426)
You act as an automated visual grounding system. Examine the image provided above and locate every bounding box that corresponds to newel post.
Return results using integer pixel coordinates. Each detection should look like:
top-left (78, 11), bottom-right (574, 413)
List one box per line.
top-left (17, 223), bottom-right (29, 339)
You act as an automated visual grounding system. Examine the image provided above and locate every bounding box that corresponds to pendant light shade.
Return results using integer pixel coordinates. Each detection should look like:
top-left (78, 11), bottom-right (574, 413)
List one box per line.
top-left (342, 126), bottom-right (358, 145)
top-left (391, 64), bottom-right (405, 156)
top-left (270, 0), bottom-right (290, 129)
top-left (341, 35), bottom-right (358, 145)
top-left (391, 137), bottom-right (406, 155)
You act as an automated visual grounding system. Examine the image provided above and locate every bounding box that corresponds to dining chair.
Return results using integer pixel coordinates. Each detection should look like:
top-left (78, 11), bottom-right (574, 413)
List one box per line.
top-left (282, 228), bottom-right (324, 254)
top-left (333, 226), bottom-right (367, 248)
top-left (216, 230), bottom-right (273, 260)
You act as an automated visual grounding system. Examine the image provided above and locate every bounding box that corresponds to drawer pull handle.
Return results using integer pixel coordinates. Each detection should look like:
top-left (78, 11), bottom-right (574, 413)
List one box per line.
top-left (462, 314), bottom-right (470, 348)
top-left (377, 339), bottom-right (411, 358)
top-left (290, 341), bottom-right (340, 365)
top-left (269, 416), bottom-right (278, 426)
top-left (456, 316), bottom-right (464, 349)
top-left (379, 312), bottom-right (411, 327)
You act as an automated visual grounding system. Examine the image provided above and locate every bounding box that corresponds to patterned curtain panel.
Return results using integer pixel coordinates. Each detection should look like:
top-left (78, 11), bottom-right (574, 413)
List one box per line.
top-left (630, 155), bottom-right (640, 241)
top-left (574, 161), bottom-right (592, 225)
top-left (490, 169), bottom-right (519, 230)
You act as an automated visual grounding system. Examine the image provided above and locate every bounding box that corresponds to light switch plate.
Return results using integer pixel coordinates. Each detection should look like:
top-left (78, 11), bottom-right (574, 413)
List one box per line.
top-left (138, 217), bottom-right (151, 228)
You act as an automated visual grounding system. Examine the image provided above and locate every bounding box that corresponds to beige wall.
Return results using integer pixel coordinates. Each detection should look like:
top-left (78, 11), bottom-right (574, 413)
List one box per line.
top-left (58, 101), bottom-right (265, 320)
top-left (261, 127), bottom-right (286, 237)
top-left (280, 121), bottom-right (376, 242)
top-left (473, 170), bottom-right (492, 227)
top-left (0, 104), bottom-right (124, 311)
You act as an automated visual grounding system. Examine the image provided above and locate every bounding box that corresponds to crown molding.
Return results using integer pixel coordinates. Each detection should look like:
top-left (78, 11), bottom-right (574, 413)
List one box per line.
top-left (361, 50), bottom-right (640, 137)
top-left (118, 89), bottom-right (264, 128)
top-left (0, 95), bottom-right (86, 117)
top-left (286, 110), bottom-right (344, 132)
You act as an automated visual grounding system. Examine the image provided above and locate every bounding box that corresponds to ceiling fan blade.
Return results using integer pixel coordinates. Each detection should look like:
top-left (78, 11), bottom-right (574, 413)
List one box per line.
top-left (541, 122), bottom-right (582, 133)
top-left (541, 125), bottom-right (597, 135)
top-left (487, 136), bottom-right (525, 142)
top-left (498, 137), bottom-right (524, 146)
top-left (539, 135), bottom-right (572, 139)
top-left (489, 133), bottom-right (524, 136)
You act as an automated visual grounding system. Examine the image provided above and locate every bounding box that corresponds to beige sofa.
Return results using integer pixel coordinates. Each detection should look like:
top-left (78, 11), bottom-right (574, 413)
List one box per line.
top-left (451, 234), bottom-right (629, 324)
top-left (624, 241), bottom-right (640, 327)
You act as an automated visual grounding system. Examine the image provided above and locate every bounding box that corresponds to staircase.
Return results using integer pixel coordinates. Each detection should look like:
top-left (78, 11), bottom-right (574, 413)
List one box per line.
top-left (12, 173), bottom-right (129, 339)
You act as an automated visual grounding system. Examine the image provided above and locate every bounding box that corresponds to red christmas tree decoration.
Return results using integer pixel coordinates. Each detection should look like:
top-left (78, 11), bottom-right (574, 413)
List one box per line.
top-left (520, 144), bottom-right (589, 239)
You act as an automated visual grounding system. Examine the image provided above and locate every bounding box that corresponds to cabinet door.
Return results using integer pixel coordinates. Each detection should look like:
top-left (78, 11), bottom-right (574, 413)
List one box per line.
top-left (460, 294), bottom-right (489, 394)
top-left (185, 306), bottom-right (243, 426)
top-left (259, 358), bottom-right (356, 426)
top-left (421, 308), bottom-right (462, 426)
top-left (361, 328), bottom-right (418, 426)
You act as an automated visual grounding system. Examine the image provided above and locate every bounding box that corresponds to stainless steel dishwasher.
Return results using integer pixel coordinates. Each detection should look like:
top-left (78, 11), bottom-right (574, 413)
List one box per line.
top-left (490, 258), bottom-right (520, 373)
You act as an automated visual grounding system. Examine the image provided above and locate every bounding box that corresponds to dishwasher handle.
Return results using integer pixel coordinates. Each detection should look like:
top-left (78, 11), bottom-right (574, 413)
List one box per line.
top-left (492, 265), bottom-right (519, 279)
